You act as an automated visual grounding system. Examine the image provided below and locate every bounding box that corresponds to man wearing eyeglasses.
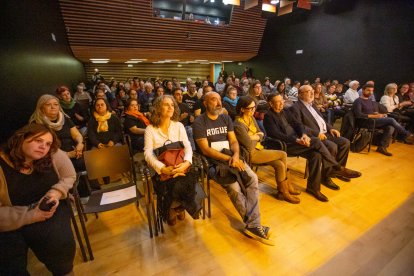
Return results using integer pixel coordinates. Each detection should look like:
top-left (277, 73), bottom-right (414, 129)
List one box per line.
top-left (289, 85), bottom-right (361, 186)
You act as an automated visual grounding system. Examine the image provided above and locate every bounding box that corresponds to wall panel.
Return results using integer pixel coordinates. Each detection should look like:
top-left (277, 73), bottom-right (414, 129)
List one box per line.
top-left (84, 63), bottom-right (210, 82)
top-left (59, 0), bottom-right (267, 63)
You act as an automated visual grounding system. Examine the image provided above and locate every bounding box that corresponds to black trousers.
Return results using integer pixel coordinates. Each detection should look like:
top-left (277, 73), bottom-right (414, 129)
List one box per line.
top-left (0, 201), bottom-right (75, 276)
top-left (286, 138), bottom-right (338, 192)
top-left (322, 133), bottom-right (350, 168)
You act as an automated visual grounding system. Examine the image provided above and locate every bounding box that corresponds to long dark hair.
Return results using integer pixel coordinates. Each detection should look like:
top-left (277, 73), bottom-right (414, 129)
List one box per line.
top-left (4, 124), bottom-right (60, 172)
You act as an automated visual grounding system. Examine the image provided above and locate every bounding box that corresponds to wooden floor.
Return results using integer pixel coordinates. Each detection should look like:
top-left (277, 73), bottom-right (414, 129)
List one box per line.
top-left (28, 142), bottom-right (414, 276)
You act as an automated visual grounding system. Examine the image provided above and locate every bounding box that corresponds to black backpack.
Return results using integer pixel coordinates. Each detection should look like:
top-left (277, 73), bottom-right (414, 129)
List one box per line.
top-left (350, 129), bottom-right (371, 153)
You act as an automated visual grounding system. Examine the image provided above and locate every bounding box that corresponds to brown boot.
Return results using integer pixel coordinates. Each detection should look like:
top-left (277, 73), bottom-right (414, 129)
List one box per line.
top-left (278, 179), bottom-right (300, 204)
top-left (286, 170), bottom-right (301, 195)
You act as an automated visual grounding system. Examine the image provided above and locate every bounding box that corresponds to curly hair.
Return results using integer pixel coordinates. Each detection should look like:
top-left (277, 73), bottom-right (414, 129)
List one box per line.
top-left (4, 124), bottom-right (60, 172)
top-left (149, 95), bottom-right (180, 127)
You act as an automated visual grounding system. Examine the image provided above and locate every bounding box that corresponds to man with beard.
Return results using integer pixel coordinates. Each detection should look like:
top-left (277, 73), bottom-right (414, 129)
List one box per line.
top-left (353, 84), bottom-right (414, 156)
top-left (193, 92), bottom-right (274, 246)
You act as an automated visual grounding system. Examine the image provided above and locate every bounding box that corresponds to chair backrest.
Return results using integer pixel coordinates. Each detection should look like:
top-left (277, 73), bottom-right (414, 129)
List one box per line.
top-left (83, 145), bottom-right (132, 180)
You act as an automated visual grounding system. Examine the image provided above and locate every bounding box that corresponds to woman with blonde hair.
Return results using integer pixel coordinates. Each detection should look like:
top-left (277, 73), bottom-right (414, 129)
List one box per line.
top-left (29, 94), bottom-right (83, 160)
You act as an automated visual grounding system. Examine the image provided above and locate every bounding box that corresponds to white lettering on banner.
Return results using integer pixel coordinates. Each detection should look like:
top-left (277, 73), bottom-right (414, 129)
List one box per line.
top-left (206, 127), bottom-right (228, 136)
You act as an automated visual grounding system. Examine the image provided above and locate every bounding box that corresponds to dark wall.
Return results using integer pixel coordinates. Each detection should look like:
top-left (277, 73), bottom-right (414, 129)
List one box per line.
top-left (0, 0), bottom-right (85, 143)
top-left (226, 0), bottom-right (414, 95)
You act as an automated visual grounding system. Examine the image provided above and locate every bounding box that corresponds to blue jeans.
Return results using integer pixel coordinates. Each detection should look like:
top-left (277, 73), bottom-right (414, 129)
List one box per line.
top-left (221, 165), bottom-right (261, 228)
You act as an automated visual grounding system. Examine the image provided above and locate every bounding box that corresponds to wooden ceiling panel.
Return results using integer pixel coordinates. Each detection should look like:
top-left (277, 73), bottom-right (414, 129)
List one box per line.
top-left (59, 0), bottom-right (266, 63)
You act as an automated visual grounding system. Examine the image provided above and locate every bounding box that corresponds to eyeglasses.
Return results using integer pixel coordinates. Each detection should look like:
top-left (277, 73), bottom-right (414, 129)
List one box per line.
top-left (244, 106), bottom-right (256, 111)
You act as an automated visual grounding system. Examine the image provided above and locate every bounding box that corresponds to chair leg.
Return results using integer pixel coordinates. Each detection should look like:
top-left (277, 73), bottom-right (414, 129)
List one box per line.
top-left (207, 177), bottom-right (211, 218)
top-left (74, 195), bottom-right (94, 261)
top-left (201, 169), bottom-right (206, 220)
top-left (67, 198), bottom-right (87, 262)
top-left (304, 160), bottom-right (309, 179)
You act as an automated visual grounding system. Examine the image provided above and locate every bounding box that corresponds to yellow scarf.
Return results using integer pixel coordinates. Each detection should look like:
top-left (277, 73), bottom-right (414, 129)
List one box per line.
top-left (94, 111), bottom-right (111, 133)
top-left (236, 117), bottom-right (264, 150)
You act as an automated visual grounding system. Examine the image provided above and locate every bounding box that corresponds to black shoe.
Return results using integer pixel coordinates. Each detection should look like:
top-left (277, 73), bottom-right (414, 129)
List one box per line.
top-left (335, 175), bottom-right (351, 182)
top-left (306, 189), bottom-right (329, 202)
top-left (376, 147), bottom-right (392, 156)
top-left (321, 178), bottom-right (340, 190)
top-left (262, 225), bottom-right (271, 238)
top-left (243, 226), bottom-right (275, 246)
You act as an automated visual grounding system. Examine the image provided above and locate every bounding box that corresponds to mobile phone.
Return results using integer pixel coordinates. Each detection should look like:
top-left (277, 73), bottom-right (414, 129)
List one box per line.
top-left (38, 197), bottom-right (56, 211)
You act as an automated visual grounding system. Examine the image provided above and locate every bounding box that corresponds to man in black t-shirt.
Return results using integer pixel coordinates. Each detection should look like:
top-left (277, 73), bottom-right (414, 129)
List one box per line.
top-left (182, 84), bottom-right (201, 115)
top-left (193, 92), bottom-right (274, 246)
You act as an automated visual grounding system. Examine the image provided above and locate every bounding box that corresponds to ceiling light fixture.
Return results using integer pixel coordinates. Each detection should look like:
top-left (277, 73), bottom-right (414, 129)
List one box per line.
top-left (91, 60), bottom-right (109, 63)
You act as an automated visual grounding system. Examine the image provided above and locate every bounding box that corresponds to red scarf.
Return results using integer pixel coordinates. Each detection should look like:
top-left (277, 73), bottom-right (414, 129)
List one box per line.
top-left (125, 110), bottom-right (150, 126)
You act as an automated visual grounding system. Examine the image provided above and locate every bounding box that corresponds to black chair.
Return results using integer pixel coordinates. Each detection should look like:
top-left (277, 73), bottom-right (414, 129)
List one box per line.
top-left (354, 117), bottom-right (377, 152)
top-left (71, 144), bottom-right (154, 261)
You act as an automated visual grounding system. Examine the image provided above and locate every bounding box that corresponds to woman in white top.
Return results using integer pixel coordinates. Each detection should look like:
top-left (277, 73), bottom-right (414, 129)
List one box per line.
top-left (144, 95), bottom-right (200, 226)
top-left (380, 83), bottom-right (400, 113)
top-left (343, 80), bottom-right (360, 105)
top-left (380, 83), bottom-right (414, 130)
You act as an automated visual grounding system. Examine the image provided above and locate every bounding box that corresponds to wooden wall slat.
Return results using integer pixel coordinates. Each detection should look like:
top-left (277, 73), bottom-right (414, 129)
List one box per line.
top-left (59, 0), bottom-right (267, 63)
top-left (84, 63), bottom-right (211, 83)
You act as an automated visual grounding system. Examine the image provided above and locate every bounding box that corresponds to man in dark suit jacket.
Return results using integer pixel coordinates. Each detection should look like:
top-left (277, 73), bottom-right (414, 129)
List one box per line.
top-left (289, 85), bottom-right (361, 183)
top-left (264, 94), bottom-right (340, 202)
